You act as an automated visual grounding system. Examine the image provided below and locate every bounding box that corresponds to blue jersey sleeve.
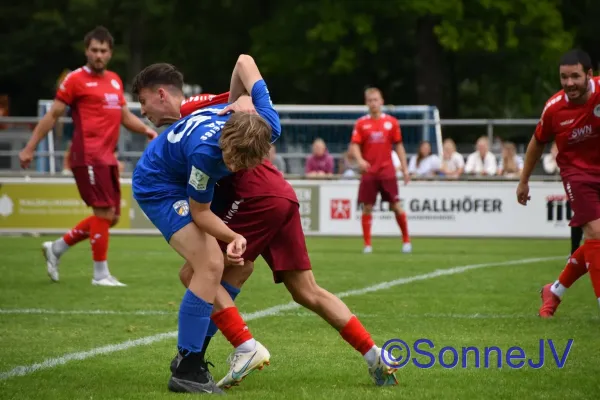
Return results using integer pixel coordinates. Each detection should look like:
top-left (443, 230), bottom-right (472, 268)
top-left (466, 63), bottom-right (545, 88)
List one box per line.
top-left (186, 153), bottom-right (217, 204)
top-left (251, 79), bottom-right (281, 143)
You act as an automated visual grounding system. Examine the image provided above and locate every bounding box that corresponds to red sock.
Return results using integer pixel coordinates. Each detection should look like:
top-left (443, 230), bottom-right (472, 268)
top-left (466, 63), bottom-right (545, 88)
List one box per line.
top-left (89, 216), bottom-right (111, 262)
top-left (361, 214), bottom-right (372, 246)
top-left (63, 216), bottom-right (94, 246)
top-left (211, 307), bottom-right (253, 348)
top-left (339, 315), bottom-right (375, 355)
top-left (395, 212), bottom-right (410, 243)
top-left (583, 240), bottom-right (600, 299)
top-left (558, 245), bottom-right (587, 288)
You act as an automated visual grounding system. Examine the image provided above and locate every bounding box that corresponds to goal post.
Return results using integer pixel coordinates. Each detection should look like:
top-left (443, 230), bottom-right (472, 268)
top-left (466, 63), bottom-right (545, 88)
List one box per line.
top-left (36, 100), bottom-right (442, 174)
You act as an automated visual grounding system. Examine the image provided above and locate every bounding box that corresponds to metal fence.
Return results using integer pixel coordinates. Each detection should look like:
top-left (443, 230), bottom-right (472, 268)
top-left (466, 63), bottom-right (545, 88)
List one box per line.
top-left (0, 106), bottom-right (543, 176)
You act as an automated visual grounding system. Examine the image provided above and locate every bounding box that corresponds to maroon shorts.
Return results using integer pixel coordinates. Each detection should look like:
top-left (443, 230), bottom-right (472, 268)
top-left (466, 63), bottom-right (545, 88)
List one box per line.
top-left (72, 165), bottom-right (121, 216)
top-left (217, 197), bottom-right (312, 283)
top-left (357, 174), bottom-right (400, 205)
top-left (563, 177), bottom-right (600, 227)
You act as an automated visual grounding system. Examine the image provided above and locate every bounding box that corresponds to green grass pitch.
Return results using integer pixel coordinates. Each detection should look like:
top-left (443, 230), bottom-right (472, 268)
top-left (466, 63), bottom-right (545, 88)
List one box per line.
top-left (1, 236), bottom-right (599, 399)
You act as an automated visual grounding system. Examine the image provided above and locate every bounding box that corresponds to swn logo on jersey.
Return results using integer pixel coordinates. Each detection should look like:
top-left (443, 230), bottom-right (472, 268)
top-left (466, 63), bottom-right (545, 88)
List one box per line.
top-left (103, 93), bottom-right (121, 109)
top-left (546, 195), bottom-right (571, 223)
top-left (331, 199), bottom-right (351, 220)
top-left (568, 124), bottom-right (593, 143)
top-left (368, 132), bottom-right (385, 143)
top-left (173, 200), bottom-right (190, 217)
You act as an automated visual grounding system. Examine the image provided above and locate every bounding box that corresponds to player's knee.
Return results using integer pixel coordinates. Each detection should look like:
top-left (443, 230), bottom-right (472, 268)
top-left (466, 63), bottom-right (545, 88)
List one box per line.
top-left (362, 204), bottom-right (373, 215)
top-left (290, 285), bottom-right (324, 309)
top-left (236, 261), bottom-right (254, 284)
top-left (223, 260), bottom-right (254, 287)
top-left (284, 272), bottom-right (321, 307)
top-left (93, 206), bottom-right (115, 221)
top-left (110, 215), bottom-right (120, 227)
top-left (179, 262), bottom-right (193, 288)
top-left (205, 253), bottom-right (225, 276)
top-left (584, 219), bottom-right (600, 239)
top-left (391, 202), bottom-right (404, 214)
top-left (187, 251), bottom-right (224, 280)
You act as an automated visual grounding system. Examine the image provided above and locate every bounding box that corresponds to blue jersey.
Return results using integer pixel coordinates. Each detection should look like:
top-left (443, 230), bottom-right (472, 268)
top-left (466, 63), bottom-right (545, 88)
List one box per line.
top-left (133, 79), bottom-right (280, 205)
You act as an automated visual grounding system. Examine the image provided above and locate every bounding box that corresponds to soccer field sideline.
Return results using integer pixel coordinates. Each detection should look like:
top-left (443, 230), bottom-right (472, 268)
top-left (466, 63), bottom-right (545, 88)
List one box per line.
top-left (0, 255), bottom-right (563, 381)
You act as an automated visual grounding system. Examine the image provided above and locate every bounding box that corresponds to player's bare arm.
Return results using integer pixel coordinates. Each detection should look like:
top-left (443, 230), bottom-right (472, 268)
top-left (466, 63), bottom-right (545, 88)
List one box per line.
top-left (121, 106), bottom-right (158, 139)
top-left (349, 143), bottom-right (370, 172)
top-left (516, 135), bottom-right (546, 205)
top-left (189, 199), bottom-right (246, 265)
top-left (395, 142), bottom-right (410, 185)
top-left (19, 99), bottom-right (67, 169)
top-left (227, 55), bottom-right (263, 103)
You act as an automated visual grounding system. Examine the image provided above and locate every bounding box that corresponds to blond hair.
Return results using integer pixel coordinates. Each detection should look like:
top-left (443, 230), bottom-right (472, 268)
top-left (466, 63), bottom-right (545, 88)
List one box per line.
top-left (443, 138), bottom-right (456, 152)
top-left (476, 136), bottom-right (489, 146)
top-left (364, 87), bottom-right (383, 98)
top-left (502, 142), bottom-right (518, 174)
top-left (220, 113), bottom-right (272, 171)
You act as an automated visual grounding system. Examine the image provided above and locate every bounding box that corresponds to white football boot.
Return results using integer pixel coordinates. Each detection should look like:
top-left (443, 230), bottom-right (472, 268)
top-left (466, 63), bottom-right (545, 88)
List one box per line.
top-left (217, 341), bottom-right (270, 389)
top-left (402, 242), bottom-right (412, 253)
top-left (368, 347), bottom-right (399, 386)
top-left (42, 241), bottom-right (60, 282)
top-left (92, 276), bottom-right (127, 287)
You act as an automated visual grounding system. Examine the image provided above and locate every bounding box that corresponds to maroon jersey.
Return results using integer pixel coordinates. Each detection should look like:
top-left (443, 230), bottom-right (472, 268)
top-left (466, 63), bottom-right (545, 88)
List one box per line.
top-left (56, 66), bottom-right (125, 167)
top-left (535, 77), bottom-right (600, 179)
top-left (179, 92), bottom-right (298, 204)
top-left (216, 159), bottom-right (298, 204)
top-left (351, 113), bottom-right (402, 177)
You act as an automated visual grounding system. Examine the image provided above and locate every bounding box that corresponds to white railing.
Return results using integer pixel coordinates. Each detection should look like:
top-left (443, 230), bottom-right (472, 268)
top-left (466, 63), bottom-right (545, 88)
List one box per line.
top-left (0, 101), bottom-right (541, 175)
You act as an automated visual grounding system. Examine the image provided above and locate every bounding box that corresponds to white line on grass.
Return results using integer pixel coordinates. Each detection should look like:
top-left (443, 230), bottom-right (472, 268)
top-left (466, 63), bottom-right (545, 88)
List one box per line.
top-left (0, 255), bottom-right (562, 380)
top-left (0, 309), bottom-right (174, 316)
top-left (0, 333), bottom-right (177, 380)
top-left (272, 311), bottom-right (600, 321)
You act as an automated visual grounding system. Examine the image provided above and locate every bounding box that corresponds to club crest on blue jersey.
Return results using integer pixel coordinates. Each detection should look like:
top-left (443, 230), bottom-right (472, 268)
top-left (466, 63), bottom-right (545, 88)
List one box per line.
top-left (173, 200), bottom-right (190, 216)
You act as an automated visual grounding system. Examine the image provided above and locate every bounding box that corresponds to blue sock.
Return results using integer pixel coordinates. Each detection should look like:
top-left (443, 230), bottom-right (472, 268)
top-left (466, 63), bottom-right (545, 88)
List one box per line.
top-left (205, 281), bottom-right (241, 337)
top-left (178, 289), bottom-right (213, 355)
top-left (221, 280), bottom-right (241, 301)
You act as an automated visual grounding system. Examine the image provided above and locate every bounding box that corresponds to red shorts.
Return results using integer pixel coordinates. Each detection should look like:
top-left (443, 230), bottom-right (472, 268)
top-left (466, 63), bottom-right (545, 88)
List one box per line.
top-left (72, 165), bottom-right (121, 216)
top-left (358, 174), bottom-right (400, 205)
top-left (563, 176), bottom-right (600, 227)
top-left (217, 197), bottom-right (312, 283)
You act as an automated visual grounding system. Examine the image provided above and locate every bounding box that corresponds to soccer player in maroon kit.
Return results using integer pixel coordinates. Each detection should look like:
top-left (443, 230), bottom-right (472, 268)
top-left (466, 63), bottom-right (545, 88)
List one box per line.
top-left (136, 83), bottom-right (399, 388)
top-left (350, 87), bottom-right (412, 254)
top-left (19, 26), bottom-right (157, 286)
top-left (517, 49), bottom-right (600, 317)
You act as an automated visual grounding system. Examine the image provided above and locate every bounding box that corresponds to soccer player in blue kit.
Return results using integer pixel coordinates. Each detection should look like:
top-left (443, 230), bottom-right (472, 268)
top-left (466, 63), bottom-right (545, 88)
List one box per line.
top-left (131, 55), bottom-right (280, 394)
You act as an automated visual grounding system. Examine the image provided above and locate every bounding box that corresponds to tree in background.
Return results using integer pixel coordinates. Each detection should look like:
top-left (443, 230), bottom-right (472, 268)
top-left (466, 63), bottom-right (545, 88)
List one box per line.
top-left (1, 0), bottom-right (596, 138)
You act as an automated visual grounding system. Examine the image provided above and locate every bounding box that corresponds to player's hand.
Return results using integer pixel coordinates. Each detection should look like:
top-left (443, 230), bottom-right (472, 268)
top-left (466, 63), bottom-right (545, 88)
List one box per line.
top-left (19, 147), bottom-right (34, 169)
top-left (226, 234), bottom-right (247, 266)
top-left (403, 171), bottom-right (410, 186)
top-left (217, 95), bottom-right (257, 115)
top-left (145, 127), bottom-right (158, 141)
top-left (358, 159), bottom-right (371, 173)
top-left (516, 181), bottom-right (531, 205)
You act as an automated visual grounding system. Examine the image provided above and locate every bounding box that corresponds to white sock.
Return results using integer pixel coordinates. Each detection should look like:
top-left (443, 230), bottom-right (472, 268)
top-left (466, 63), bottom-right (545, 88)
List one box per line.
top-left (235, 338), bottom-right (257, 353)
top-left (51, 238), bottom-right (70, 257)
top-left (597, 298), bottom-right (600, 308)
top-left (363, 345), bottom-right (378, 366)
top-left (550, 280), bottom-right (567, 298)
top-left (93, 261), bottom-right (110, 281)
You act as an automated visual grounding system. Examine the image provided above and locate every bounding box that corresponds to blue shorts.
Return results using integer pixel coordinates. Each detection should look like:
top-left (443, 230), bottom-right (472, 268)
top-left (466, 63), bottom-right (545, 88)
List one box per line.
top-left (136, 193), bottom-right (193, 242)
